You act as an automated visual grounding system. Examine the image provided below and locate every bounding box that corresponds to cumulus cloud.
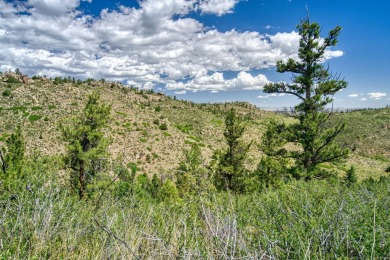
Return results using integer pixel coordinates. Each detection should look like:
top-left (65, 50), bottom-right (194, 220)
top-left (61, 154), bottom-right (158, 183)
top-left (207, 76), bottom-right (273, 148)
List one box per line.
top-left (0, 0), bottom-right (343, 92)
top-left (199, 0), bottom-right (239, 16)
top-left (166, 71), bottom-right (269, 92)
top-left (367, 92), bottom-right (386, 100)
top-left (348, 94), bottom-right (359, 97)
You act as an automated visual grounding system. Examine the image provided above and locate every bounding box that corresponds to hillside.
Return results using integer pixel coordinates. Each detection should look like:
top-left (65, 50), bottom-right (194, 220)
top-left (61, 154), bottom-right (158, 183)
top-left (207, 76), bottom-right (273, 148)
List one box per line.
top-left (0, 75), bottom-right (277, 175)
top-left (1, 74), bottom-right (390, 259)
top-left (0, 74), bottom-right (389, 179)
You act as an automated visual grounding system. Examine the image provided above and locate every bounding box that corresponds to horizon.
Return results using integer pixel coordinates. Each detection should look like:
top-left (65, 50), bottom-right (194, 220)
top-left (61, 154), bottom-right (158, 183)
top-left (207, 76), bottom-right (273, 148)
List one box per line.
top-left (1, 0), bottom-right (389, 108)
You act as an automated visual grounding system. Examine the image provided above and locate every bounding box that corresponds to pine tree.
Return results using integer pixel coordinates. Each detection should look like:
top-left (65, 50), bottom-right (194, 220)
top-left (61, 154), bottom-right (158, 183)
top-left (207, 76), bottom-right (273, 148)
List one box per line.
top-left (264, 17), bottom-right (349, 180)
top-left (256, 120), bottom-right (288, 189)
top-left (150, 173), bottom-right (162, 199)
top-left (176, 144), bottom-right (199, 197)
top-left (0, 125), bottom-right (25, 177)
top-left (60, 93), bottom-right (111, 200)
top-left (214, 108), bottom-right (251, 192)
top-left (344, 166), bottom-right (357, 186)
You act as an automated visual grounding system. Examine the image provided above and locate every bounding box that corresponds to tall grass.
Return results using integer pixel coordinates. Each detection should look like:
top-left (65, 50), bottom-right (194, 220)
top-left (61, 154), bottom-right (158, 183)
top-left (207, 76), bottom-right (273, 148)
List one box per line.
top-left (1, 176), bottom-right (389, 259)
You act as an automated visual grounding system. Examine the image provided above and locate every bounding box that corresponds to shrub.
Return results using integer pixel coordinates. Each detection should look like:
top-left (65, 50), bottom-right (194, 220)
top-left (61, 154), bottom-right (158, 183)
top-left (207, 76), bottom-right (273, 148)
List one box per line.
top-left (7, 106), bottom-right (27, 112)
top-left (28, 114), bottom-right (42, 122)
top-left (159, 179), bottom-right (180, 204)
top-left (159, 123), bottom-right (168, 130)
top-left (6, 76), bottom-right (20, 83)
top-left (2, 89), bottom-right (11, 97)
top-left (134, 173), bottom-right (151, 197)
top-left (127, 162), bottom-right (138, 175)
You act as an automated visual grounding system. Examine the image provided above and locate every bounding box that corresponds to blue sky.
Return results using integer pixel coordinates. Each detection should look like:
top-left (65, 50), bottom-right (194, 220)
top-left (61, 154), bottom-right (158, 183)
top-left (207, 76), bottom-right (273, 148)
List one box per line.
top-left (1, 0), bottom-right (389, 108)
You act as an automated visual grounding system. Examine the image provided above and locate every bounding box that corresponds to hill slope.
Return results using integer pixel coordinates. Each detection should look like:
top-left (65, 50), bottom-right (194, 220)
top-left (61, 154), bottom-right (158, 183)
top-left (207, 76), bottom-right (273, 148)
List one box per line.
top-left (1, 75), bottom-right (389, 179)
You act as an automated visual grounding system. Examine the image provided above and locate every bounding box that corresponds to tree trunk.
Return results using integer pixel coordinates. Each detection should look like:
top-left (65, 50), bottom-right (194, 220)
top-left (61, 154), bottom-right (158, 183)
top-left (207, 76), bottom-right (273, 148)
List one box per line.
top-left (79, 160), bottom-right (86, 200)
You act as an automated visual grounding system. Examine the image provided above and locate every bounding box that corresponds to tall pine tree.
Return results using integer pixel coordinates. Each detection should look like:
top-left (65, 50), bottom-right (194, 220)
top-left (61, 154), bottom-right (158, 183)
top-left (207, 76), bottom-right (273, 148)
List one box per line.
top-left (264, 17), bottom-right (349, 180)
top-left (214, 108), bottom-right (251, 192)
top-left (61, 93), bottom-right (111, 199)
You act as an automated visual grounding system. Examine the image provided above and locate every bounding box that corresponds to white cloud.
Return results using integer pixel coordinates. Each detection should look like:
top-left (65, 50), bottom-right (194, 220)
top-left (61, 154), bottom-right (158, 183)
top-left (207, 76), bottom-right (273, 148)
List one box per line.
top-left (28, 0), bottom-right (80, 16)
top-left (174, 90), bottom-right (187, 95)
top-left (199, 0), bottom-right (239, 16)
top-left (0, 0), bottom-right (344, 93)
top-left (257, 93), bottom-right (278, 99)
top-left (348, 94), bottom-right (359, 97)
top-left (367, 92), bottom-right (386, 100)
top-left (166, 71), bottom-right (269, 92)
top-left (360, 98), bottom-right (367, 101)
top-left (324, 50), bottom-right (343, 59)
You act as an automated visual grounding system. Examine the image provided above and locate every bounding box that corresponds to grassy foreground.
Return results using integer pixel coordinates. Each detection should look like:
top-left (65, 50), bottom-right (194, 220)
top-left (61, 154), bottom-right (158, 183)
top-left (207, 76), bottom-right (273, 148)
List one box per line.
top-left (1, 163), bottom-right (388, 259)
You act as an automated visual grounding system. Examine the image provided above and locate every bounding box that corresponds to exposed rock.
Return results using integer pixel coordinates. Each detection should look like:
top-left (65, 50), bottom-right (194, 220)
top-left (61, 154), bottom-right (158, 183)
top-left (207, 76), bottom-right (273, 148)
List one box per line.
top-left (21, 75), bottom-right (30, 84)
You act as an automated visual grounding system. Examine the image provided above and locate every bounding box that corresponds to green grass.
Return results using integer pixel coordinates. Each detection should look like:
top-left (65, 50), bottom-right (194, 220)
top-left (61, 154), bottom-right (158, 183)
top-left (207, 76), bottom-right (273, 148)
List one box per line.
top-left (211, 118), bottom-right (223, 126)
top-left (115, 111), bottom-right (127, 117)
top-left (162, 132), bottom-right (171, 137)
top-left (7, 106), bottom-right (28, 112)
top-left (1, 174), bottom-right (389, 259)
top-left (28, 114), bottom-right (43, 122)
top-left (187, 135), bottom-right (202, 142)
top-left (175, 123), bottom-right (193, 133)
top-left (0, 134), bottom-right (10, 141)
top-left (31, 106), bottom-right (43, 111)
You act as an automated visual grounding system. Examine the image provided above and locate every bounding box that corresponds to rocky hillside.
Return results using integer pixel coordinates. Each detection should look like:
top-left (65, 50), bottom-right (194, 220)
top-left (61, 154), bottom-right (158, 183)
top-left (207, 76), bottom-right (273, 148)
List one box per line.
top-left (0, 73), bottom-right (278, 176)
top-left (1, 72), bottom-right (389, 178)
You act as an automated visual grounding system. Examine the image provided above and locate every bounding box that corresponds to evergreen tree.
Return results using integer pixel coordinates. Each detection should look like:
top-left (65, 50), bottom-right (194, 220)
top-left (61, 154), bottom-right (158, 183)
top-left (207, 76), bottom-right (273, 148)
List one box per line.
top-left (60, 93), bottom-right (111, 200)
top-left (214, 108), bottom-right (251, 192)
top-left (344, 166), bottom-right (357, 186)
top-left (256, 120), bottom-right (288, 189)
top-left (150, 173), bottom-right (162, 200)
top-left (176, 143), bottom-right (210, 197)
top-left (264, 17), bottom-right (349, 180)
top-left (0, 125), bottom-right (25, 177)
